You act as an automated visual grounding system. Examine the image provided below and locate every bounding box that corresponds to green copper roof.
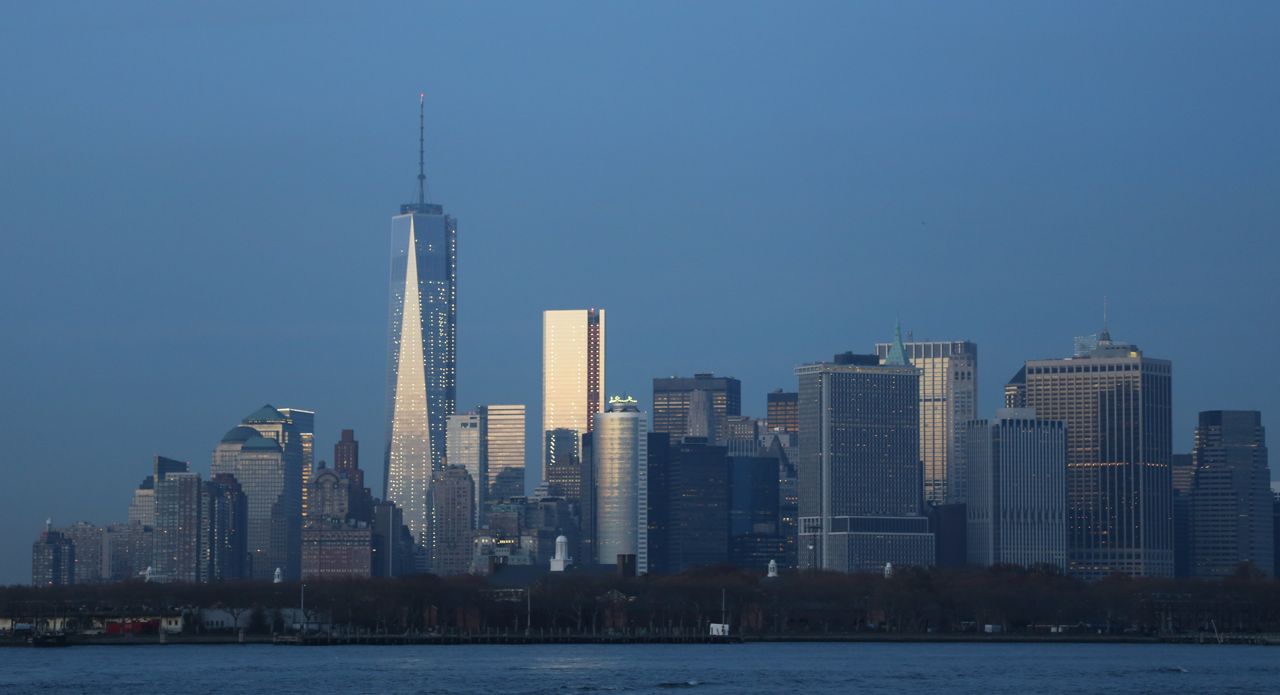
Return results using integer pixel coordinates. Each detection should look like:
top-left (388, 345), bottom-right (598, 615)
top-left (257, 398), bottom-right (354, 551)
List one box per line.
top-left (242, 404), bottom-right (286, 424)
top-left (241, 436), bottom-right (282, 453)
top-left (220, 426), bottom-right (260, 444)
top-left (883, 321), bottom-right (912, 367)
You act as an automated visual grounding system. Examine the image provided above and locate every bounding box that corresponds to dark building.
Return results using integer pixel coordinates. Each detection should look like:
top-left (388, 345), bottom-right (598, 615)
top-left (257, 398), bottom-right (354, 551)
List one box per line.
top-left (544, 427), bottom-right (583, 501)
top-left (663, 438), bottom-right (731, 573)
top-left (334, 429), bottom-right (364, 493)
top-left (1171, 453), bottom-right (1194, 578)
top-left (1274, 489), bottom-right (1280, 578)
top-left (1017, 331), bottom-right (1173, 578)
top-left (652, 373), bottom-right (742, 444)
top-left (61, 522), bottom-right (104, 584)
top-left (766, 390), bottom-right (799, 434)
top-left (928, 504), bottom-right (967, 568)
top-left (428, 466), bottom-right (475, 576)
top-left (796, 351), bottom-right (934, 572)
top-left (1191, 411), bottom-right (1273, 577)
top-left (765, 434), bottom-right (800, 569)
top-left (204, 474), bottom-right (248, 581)
top-left (642, 432), bottom-right (671, 574)
top-left (729, 453), bottom-right (784, 570)
top-left (31, 522), bottom-right (75, 587)
top-left (371, 500), bottom-right (415, 577)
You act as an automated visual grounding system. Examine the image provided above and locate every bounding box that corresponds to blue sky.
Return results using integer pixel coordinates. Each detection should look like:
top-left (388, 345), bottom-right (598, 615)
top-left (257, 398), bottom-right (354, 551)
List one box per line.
top-left (1, 1), bottom-right (1278, 584)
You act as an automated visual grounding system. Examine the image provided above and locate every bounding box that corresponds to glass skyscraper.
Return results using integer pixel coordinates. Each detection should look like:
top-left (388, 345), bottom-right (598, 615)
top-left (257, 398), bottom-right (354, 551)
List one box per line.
top-left (591, 396), bottom-right (647, 571)
top-left (542, 308), bottom-right (604, 478)
top-left (385, 95), bottom-right (458, 551)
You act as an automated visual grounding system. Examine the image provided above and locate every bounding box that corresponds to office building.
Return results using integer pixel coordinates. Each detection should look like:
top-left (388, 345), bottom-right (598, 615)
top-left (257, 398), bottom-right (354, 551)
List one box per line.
top-left (204, 474), bottom-right (247, 581)
top-left (481, 404), bottom-right (526, 500)
top-left (544, 427), bottom-right (584, 502)
top-left (766, 390), bottom-right (799, 434)
top-left (964, 409), bottom-right (1067, 569)
top-left (1191, 410), bottom-right (1273, 577)
top-left (371, 500), bottom-right (415, 578)
top-left (591, 396), bottom-right (648, 570)
top-left (154, 471), bottom-right (204, 582)
top-left (428, 465), bottom-right (475, 576)
top-left (234, 435), bottom-right (291, 580)
top-left (729, 452), bottom-right (784, 571)
top-left (31, 521), bottom-right (75, 587)
top-left (102, 522), bottom-right (153, 582)
top-left (1172, 453), bottom-right (1194, 577)
top-left (278, 408), bottom-right (315, 520)
top-left (447, 412), bottom-right (482, 520)
top-left (385, 95), bottom-right (458, 551)
top-left (542, 308), bottom-right (604, 478)
top-left (334, 429), bottom-right (363, 492)
top-left (238, 405), bottom-right (304, 578)
top-left (796, 352), bottom-right (934, 572)
top-left (61, 522), bottom-right (104, 584)
top-left (1016, 330), bottom-right (1173, 578)
top-left (876, 333), bottom-right (977, 506)
top-left (652, 373), bottom-right (742, 444)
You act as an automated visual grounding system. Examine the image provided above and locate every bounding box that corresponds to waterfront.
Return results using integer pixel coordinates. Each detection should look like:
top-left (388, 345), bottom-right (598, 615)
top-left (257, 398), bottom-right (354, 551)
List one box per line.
top-left (1, 642), bottom-right (1277, 694)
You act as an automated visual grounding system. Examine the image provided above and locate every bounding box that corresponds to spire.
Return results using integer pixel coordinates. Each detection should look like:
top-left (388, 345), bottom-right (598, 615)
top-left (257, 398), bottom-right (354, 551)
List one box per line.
top-left (1099, 296), bottom-right (1112, 343)
top-left (884, 320), bottom-right (912, 366)
top-left (417, 91), bottom-right (427, 206)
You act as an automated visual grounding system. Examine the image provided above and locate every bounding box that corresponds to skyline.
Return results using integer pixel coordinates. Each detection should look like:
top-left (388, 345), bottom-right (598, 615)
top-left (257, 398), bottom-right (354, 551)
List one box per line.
top-left (2, 2), bottom-right (1279, 585)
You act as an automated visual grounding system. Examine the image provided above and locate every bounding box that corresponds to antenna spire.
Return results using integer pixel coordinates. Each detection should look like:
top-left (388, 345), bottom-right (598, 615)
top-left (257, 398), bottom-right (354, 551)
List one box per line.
top-left (417, 91), bottom-right (427, 205)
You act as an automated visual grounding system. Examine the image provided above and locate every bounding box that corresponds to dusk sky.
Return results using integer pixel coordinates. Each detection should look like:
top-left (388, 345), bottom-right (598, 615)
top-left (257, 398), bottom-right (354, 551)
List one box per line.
top-left (2, 2), bottom-right (1278, 584)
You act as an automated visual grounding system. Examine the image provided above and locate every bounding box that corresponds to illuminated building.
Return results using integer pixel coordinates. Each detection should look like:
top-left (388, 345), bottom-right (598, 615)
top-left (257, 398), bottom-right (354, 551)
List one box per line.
top-left (542, 308), bottom-right (604, 478)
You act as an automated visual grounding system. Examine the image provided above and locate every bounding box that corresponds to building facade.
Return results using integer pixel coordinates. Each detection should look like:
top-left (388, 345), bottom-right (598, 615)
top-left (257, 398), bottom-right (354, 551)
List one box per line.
top-left (1191, 410), bottom-right (1273, 577)
top-left (963, 409), bottom-right (1067, 569)
top-left (385, 100), bottom-right (458, 552)
top-left (154, 471), bottom-right (204, 583)
top-left (652, 374), bottom-right (742, 445)
top-left (32, 522), bottom-right (75, 587)
top-left (542, 308), bottom-right (604, 478)
top-left (428, 466), bottom-right (475, 576)
top-left (591, 396), bottom-right (648, 571)
top-left (1017, 331), bottom-right (1173, 578)
top-left (481, 404), bottom-right (526, 501)
top-left (766, 390), bottom-right (799, 434)
top-left (238, 405), bottom-right (304, 579)
top-left (796, 352), bottom-right (934, 572)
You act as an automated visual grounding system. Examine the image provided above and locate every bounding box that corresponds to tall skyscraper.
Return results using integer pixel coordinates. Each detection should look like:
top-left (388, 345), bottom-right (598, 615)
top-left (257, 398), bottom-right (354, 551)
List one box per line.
top-left (1191, 410), bottom-right (1273, 577)
top-left (481, 404), bottom-right (526, 500)
top-left (1171, 453), bottom-right (1195, 577)
top-left (238, 405), bottom-right (304, 579)
top-left (31, 521), bottom-right (75, 587)
top-left (662, 438), bottom-right (731, 573)
top-left (385, 94), bottom-right (458, 551)
top-left (542, 308), bottom-right (604, 478)
top-left (61, 521), bottom-right (104, 584)
top-left (278, 408), bottom-right (315, 519)
top-left (796, 352), bottom-right (934, 572)
top-left (766, 390), bottom-right (799, 434)
top-left (964, 409), bottom-right (1067, 569)
top-left (154, 471), bottom-right (203, 583)
top-left (875, 332), bottom-right (978, 506)
top-left (591, 396), bottom-right (648, 570)
top-left (427, 465), bottom-right (475, 576)
top-left (544, 427), bottom-right (584, 502)
top-left (652, 373), bottom-right (742, 444)
top-left (234, 435), bottom-right (291, 580)
top-left (204, 473), bottom-right (247, 581)
top-left (446, 412), bottom-right (482, 523)
top-left (1015, 330), bottom-right (1173, 578)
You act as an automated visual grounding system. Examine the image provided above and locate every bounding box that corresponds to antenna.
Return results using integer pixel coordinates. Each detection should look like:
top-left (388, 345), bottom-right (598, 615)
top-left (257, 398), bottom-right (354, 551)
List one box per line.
top-left (1103, 296), bottom-right (1109, 332)
top-left (417, 91), bottom-right (427, 205)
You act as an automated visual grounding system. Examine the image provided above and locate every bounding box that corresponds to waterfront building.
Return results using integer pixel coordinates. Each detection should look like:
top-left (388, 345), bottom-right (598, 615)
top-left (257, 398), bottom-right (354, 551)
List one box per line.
top-left (102, 522), bottom-right (153, 581)
top-left (31, 521), bottom-right (75, 587)
top-left (234, 435), bottom-right (291, 580)
top-left (61, 521), bottom-right (104, 584)
top-left (766, 390), bottom-right (799, 434)
top-left (428, 466), bottom-right (475, 576)
top-left (385, 95), bottom-right (458, 553)
top-left (591, 396), bottom-right (648, 571)
top-left (875, 333), bottom-right (978, 506)
top-left (302, 464), bottom-right (371, 581)
top-left (1015, 330), bottom-right (1173, 578)
top-left (204, 474), bottom-right (247, 581)
top-left (796, 352), bottom-right (934, 572)
top-left (1191, 410), bottom-right (1273, 577)
top-left (239, 405), bottom-right (304, 577)
top-left (963, 409), bottom-right (1067, 570)
top-left (542, 308), bottom-right (604, 478)
top-left (652, 373), bottom-right (742, 444)
top-left (154, 471), bottom-right (204, 582)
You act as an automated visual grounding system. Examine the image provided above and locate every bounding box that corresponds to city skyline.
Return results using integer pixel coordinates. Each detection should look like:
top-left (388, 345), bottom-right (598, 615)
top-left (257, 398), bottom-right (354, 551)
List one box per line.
top-left (2, 2), bottom-right (1279, 585)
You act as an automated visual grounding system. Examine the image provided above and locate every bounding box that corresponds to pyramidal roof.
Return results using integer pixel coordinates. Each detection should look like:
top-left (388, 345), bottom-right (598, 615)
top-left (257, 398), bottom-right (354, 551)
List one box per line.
top-left (242, 404), bottom-right (286, 424)
top-left (882, 321), bottom-right (912, 367)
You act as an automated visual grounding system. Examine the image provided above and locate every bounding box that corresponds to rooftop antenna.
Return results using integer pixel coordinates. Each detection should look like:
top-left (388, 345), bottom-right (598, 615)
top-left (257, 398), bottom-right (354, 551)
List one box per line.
top-left (417, 91), bottom-right (427, 205)
top-left (1100, 296), bottom-right (1111, 342)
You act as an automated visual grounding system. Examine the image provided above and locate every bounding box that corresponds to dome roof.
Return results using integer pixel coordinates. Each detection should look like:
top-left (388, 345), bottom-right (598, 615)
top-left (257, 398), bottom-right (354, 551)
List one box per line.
top-left (242, 404), bottom-right (286, 424)
top-left (220, 426), bottom-right (261, 444)
top-left (240, 436), bottom-right (282, 453)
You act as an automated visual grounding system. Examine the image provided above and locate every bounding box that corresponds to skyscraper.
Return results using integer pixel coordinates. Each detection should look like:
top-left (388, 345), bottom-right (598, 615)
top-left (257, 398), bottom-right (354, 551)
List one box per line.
top-left (204, 474), bottom-right (247, 581)
top-left (663, 438), bottom-right (731, 573)
top-left (766, 390), bottom-right (799, 434)
top-left (1191, 410), bottom-right (1273, 577)
top-left (278, 408), bottom-right (315, 519)
top-left (542, 308), bottom-right (604, 478)
top-left (652, 373), bottom-right (742, 444)
top-left (238, 405), bottom-right (304, 579)
top-left (796, 352), bottom-right (934, 572)
top-left (427, 465), bottom-right (475, 576)
top-left (875, 332), bottom-right (978, 506)
top-left (385, 94), bottom-right (458, 552)
top-left (234, 435), bottom-right (291, 580)
top-left (1016, 330), bottom-right (1173, 578)
top-left (154, 471), bottom-right (203, 583)
top-left (61, 521), bottom-right (104, 584)
top-left (963, 409), bottom-right (1067, 569)
top-left (31, 521), bottom-right (75, 587)
top-left (481, 404), bottom-right (526, 500)
top-left (591, 396), bottom-right (648, 571)
top-left (446, 412), bottom-right (482, 523)
top-left (544, 426), bottom-right (584, 501)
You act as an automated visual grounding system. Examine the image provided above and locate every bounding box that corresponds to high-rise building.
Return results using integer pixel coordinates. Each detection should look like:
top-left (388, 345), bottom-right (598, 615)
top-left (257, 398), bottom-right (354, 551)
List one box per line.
top-left (728, 452), bottom-right (783, 571)
top-left (481, 404), bottom-right (526, 501)
top-left (796, 352), bottom-right (934, 572)
top-left (234, 435), bottom-right (291, 580)
top-left (31, 521), bottom-right (75, 587)
top-left (154, 471), bottom-right (203, 583)
top-left (645, 437), bottom-right (733, 574)
top-left (238, 405), bottom-right (304, 578)
top-left (278, 408), bottom-right (315, 520)
top-left (876, 332), bottom-right (978, 506)
top-left (446, 412), bottom-right (482, 519)
top-left (652, 374), bottom-right (742, 444)
top-left (333, 429), bottom-right (372, 522)
top-left (302, 464), bottom-right (371, 580)
top-left (1016, 330), bottom-right (1173, 578)
top-left (1274, 484), bottom-right (1280, 579)
top-left (1191, 410), bottom-right (1273, 577)
top-left (1171, 453), bottom-right (1195, 577)
top-left (963, 408), bottom-right (1067, 570)
top-left (428, 465), bottom-right (475, 576)
top-left (385, 95), bottom-right (458, 552)
top-left (371, 500), bottom-right (415, 578)
top-left (102, 522), bottom-right (153, 582)
top-left (61, 521), bottom-right (104, 584)
top-left (204, 473), bottom-right (247, 581)
top-left (591, 396), bottom-right (648, 571)
top-left (766, 390), bottom-right (799, 435)
top-left (542, 308), bottom-right (604, 478)
top-left (544, 427), bottom-right (584, 502)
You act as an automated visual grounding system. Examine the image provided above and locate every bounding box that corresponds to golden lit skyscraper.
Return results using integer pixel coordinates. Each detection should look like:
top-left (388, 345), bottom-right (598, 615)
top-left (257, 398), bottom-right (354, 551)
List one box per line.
top-left (384, 95), bottom-right (457, 552)
top-left (542, 309), bottom-right (604, 478)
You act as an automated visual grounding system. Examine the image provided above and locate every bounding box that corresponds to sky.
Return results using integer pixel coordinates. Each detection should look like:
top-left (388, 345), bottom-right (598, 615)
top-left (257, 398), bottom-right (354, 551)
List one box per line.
top-left (1, 1), bottom-right (1278, 585)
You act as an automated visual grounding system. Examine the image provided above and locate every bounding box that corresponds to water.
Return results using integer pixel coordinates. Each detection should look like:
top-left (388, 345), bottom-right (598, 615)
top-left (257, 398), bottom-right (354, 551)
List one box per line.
top-left (1, 642), bottom-right (1276, 694)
